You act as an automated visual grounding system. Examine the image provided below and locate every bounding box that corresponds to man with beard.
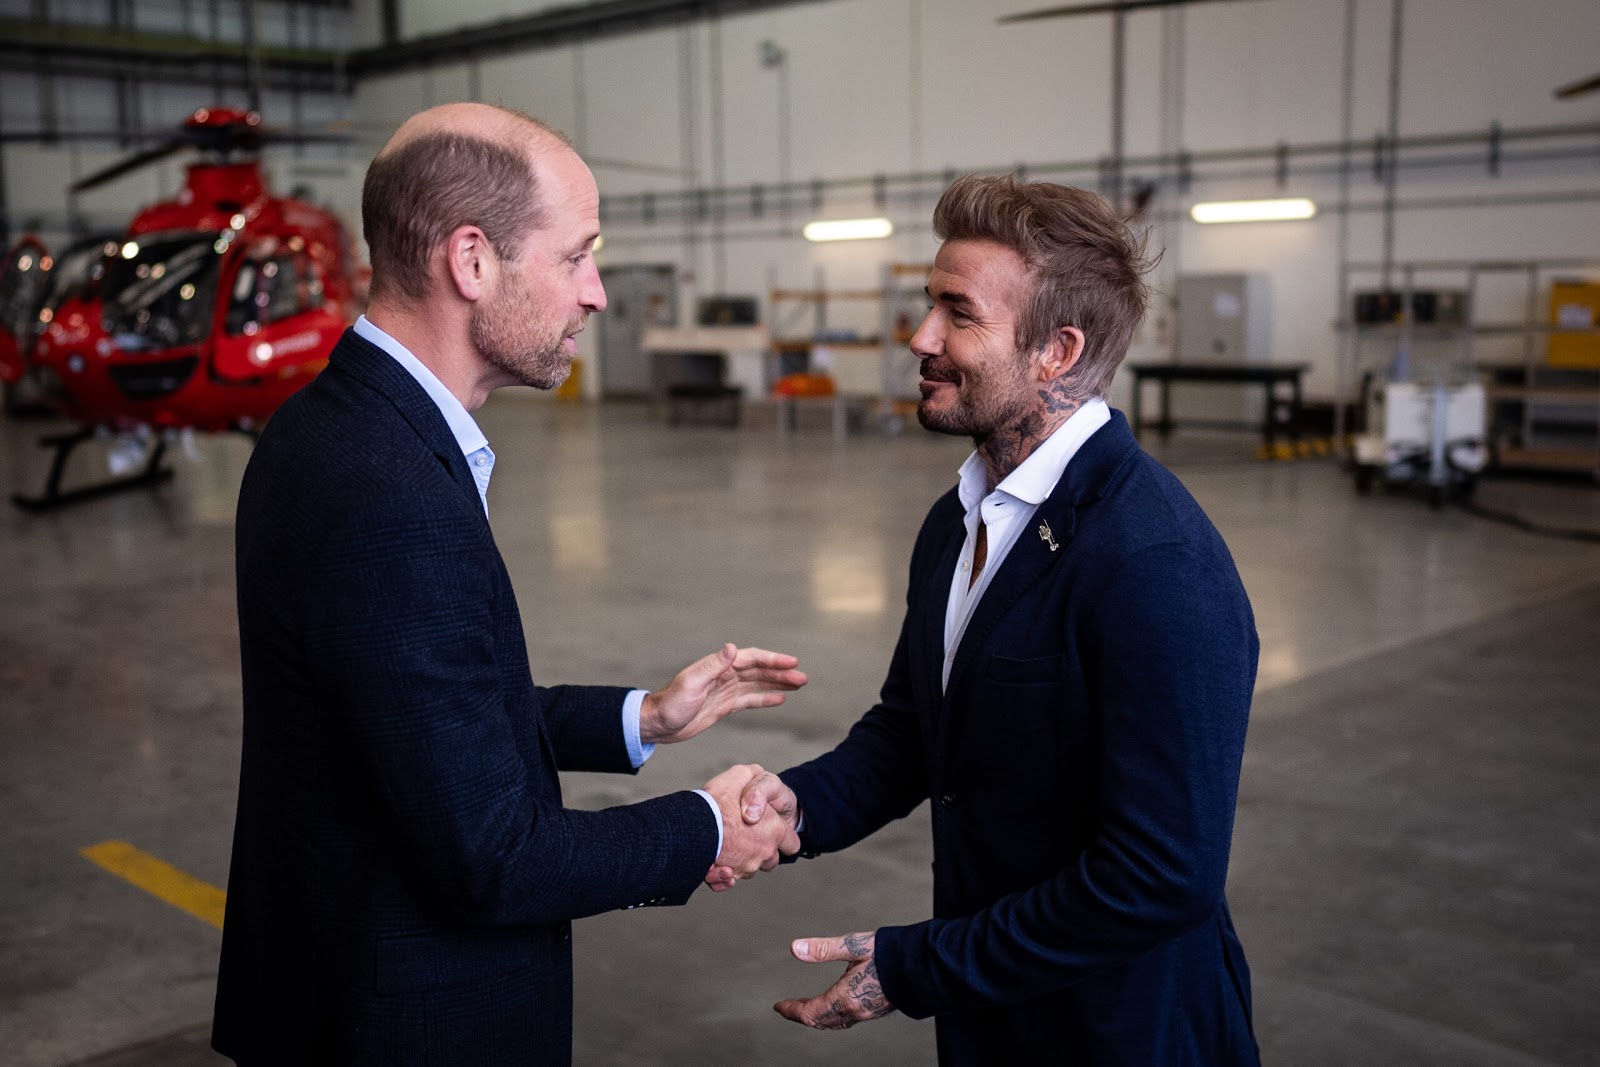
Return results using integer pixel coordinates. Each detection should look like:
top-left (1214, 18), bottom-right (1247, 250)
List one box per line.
top-left (727, 175), bottom-right (1261, 1064)
top-left (215, 103), bottom-right (805, 1066)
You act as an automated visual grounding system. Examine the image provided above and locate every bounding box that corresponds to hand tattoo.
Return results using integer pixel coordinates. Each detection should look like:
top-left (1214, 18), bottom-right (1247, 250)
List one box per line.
top-left (813, 958), bottom-right (892, 1030)
top-left (776, 930), bottom-right (898, 1031)
top-left (845, 957), bottom-right (892, 1021)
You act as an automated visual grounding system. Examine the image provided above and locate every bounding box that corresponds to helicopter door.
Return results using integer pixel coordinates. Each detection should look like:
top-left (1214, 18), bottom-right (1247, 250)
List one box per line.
top-left (0, 237), bottom-right (54, 384)
top-left (213, 240), bottom-right (343, 382)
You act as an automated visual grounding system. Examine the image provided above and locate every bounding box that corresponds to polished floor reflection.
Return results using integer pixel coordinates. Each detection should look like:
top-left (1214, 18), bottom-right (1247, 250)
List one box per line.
top-left (2, 399), bottom-right (1597, 1066)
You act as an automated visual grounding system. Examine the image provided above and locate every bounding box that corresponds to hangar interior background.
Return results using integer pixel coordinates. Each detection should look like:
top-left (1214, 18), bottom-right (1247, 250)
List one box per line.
top-left (1, 1), bottom-right (1598, 1065)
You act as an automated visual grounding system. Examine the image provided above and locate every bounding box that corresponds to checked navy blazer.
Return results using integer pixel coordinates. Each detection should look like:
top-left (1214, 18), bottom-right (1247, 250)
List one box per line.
top-left (214, 329), bottom-right (717, 1066)
top-left (781, 411), bottom-right (1262, 1065)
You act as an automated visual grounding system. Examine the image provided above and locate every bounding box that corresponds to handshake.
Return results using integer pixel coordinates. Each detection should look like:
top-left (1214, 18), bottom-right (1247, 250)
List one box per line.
top-left (696, 763), bottom-right (896, 1030)
top-left (635, 644), bottom-right (804, 888)
top-left (644, 647), bottom-right (896, 1029)
top-left (700, 763), bottom-right (798, 891)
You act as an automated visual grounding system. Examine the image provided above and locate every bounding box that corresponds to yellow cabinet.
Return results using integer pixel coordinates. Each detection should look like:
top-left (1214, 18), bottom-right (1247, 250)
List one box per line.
top-left (1548, 281), bottom-right (1600, 368)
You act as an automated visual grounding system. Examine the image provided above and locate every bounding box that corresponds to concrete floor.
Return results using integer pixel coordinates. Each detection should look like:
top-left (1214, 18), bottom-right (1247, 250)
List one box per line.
top-left (2, 398), bottom-right (1598, 1066)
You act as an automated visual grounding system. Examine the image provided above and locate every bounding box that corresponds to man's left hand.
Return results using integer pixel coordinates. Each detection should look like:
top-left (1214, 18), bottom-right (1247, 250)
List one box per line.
top-left (774, 932), bottom-right (897, 1030)
top-left (640, 643), bottom-right (807, 745)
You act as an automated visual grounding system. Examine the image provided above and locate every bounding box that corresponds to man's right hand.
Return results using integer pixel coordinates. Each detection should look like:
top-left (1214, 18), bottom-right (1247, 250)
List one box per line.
top-left (702, 764), bottom-right (799, 889)
top-left (703, 766), bottom-right (800, 892)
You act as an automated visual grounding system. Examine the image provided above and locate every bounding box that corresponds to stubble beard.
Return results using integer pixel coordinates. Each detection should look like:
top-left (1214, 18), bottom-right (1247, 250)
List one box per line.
top-left (915, 353), bottom-right (1037, 444)
top-left (470, 273), bottom-right (581, 391)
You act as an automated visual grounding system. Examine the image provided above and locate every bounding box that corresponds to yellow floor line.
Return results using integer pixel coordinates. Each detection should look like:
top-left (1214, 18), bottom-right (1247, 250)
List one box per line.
top-left (80, 839), bottom-right (226, 929)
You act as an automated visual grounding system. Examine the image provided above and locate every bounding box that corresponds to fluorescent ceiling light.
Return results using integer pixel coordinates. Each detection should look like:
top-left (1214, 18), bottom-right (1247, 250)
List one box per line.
top-left (1190, 198), bottom-right (1317, 224)
top-left (803, 217), bottom-right (894, 242)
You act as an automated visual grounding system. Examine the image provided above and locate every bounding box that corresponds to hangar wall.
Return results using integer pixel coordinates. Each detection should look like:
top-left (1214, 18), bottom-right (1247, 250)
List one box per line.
top-left (0, 0), bottom-right (353, 251)
top-left (341, 0), bottom-right (1600, 402)
top-left (4, 0), bottom-right (1597, 405)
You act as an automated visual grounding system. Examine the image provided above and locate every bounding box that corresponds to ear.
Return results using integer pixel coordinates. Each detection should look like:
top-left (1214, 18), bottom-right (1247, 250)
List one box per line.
top-left (1036, 325), bottom-right (1085, 384)
top-left (442, 225), bottom-right (495, 303)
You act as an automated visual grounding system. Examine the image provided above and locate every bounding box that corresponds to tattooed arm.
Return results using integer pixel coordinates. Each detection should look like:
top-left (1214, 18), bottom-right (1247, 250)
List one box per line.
top-left (773, 931), bottom-right (897, 1030)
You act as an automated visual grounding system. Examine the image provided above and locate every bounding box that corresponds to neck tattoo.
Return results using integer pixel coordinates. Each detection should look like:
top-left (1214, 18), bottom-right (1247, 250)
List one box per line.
top-left (976, 381), bottom-right (1083, 491)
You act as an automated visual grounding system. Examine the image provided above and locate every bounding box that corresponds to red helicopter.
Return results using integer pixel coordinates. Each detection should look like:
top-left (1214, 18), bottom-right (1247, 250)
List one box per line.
top-left (1, 106), bottom-right (356, 510)
top-left (0, 230), bottom-right (119, 409)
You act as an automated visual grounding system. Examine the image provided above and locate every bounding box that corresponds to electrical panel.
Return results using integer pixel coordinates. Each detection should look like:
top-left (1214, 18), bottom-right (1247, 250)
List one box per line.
top-left (1352, 289), bottom-right (1469, 326)
top-left (597, 264), bottom-right (677, 398)
top-left (1173, 273), bottom-right (1271, 423)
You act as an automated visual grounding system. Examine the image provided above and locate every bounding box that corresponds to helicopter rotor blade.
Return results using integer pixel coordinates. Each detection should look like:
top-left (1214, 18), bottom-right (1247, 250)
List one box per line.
top-left (998, 0), bottom-right (1259, 24)
top-left (257, 129), bottom-right (353, 147)
top-left (1554, 71), bottom-right (1600, 99)
top-left (67, 126), bottom-right (351, 194)
top-left (71, 139), bottom-right (189, 194)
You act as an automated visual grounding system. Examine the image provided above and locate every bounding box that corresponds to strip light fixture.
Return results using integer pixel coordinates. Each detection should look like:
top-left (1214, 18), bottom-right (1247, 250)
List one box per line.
top-left (1190, 198), bottom-right (1317, 224)
top-left (803, 217), bottom-right (894, 242)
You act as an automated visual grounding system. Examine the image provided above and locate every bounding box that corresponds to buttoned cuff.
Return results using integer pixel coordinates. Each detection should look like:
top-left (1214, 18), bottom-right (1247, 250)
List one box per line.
top-left (621, 689), bottom-right (655, 768)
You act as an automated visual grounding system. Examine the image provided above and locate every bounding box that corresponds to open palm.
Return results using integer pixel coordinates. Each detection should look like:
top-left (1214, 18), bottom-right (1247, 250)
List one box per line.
top-left (640, 643), bottom-right (807, 745)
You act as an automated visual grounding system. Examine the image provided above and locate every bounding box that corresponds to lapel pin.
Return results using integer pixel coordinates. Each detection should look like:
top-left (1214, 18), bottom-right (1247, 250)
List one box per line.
top-left (1038, 520), bottom-right (1060, 552)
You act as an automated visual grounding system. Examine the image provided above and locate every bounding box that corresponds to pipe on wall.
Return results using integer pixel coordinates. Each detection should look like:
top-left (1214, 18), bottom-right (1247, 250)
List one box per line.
top-left (593, 121), bottom-right (1600, 227)
top-left (1380, 0), bottom-right (1405, 289)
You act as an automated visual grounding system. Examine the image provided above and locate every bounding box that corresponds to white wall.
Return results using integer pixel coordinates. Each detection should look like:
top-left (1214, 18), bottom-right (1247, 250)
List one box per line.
top-left (12, 0), bottom-right (1594, 405)
top-left (337, 0), bottom-right (1600, 402)
top-left (1, 0), bottom-right (355, 248)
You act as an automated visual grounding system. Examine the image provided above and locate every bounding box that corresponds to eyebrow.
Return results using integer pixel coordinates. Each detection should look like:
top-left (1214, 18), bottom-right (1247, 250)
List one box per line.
top-left (925, 285), bottom-right (977, 309)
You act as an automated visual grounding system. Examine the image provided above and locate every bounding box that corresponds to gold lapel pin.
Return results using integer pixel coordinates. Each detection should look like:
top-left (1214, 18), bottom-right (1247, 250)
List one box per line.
top-left (1038, 520), bottom-right (1060, 552)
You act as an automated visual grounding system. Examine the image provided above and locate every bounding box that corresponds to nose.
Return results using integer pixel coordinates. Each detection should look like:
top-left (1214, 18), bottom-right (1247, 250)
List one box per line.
top-left (582, 260), bottom-right (606, 313)
top-left (909, 308), bottom-right (941, 362)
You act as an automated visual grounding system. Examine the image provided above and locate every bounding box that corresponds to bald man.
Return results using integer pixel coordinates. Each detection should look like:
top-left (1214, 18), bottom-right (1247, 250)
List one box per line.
top-left (214, 104), bottom-right (802, 1065)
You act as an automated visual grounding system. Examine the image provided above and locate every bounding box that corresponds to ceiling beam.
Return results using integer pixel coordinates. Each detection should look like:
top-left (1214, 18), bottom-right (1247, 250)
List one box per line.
top-left (0, 17), bottom-right (343, 83)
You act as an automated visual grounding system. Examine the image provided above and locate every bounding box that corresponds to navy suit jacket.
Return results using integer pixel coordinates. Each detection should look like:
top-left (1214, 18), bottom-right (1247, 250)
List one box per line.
top-left (213, 330), bottom-right (717, 1065)
top-left (782, 411), bottom-right (1261, 1065)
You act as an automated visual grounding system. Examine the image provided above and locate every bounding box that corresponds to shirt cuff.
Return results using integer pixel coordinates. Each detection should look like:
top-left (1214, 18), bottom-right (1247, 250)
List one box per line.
top-left (621, 689), bottom-right (655, 769)
top-left (693, 789), bottom-right (724, 861)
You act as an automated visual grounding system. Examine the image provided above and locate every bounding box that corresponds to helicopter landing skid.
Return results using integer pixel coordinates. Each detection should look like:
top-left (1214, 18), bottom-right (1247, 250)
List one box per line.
top-left (11, 428), bottom-right (174, 512)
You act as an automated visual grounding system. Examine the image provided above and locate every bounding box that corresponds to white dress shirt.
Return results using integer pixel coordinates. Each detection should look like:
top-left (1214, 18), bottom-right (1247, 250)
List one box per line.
top-left (351, 318), bottom-right (725, 852)
top-left (943, 398), bottom-right (1111, 691)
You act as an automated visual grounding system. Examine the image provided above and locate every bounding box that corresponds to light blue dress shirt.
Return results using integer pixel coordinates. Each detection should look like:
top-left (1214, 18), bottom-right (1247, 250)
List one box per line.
top-left (354, 316), bottom-right (495, 515)
top-left (351, 317), bottom-right (722, 855)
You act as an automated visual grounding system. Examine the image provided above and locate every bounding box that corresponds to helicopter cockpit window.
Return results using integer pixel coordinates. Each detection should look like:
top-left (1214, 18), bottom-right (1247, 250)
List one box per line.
top-left (227, 249), bottom-right (321, 336)
top-left (1, 244), bottom-right (52, 339)
top-left (101, 233), bottom-right (223, 352)
top-left (45, 240), bottom-right (114, 312)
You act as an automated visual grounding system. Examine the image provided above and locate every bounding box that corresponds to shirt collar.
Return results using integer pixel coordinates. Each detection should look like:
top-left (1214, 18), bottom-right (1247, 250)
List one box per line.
top-left (956, 397), bottom-right (1112, 512)
top-left (354, 315), bottom-right (489, 458)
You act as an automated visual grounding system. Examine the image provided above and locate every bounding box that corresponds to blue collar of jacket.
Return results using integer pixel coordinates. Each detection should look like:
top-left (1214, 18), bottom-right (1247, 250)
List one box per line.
top-left (352, 315), bottom-right (490, 461)
top-left (325, 328), bottom-right (486, 517)
top-left (933, 408), bottom-right (1142, 699)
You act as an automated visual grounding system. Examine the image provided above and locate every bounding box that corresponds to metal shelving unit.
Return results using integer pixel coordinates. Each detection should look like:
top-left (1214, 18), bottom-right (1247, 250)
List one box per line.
top-left (878, 261), bottom-right (934, 427)
top-left (765, 263), bottom-right (933, 436)
top-left (1336, 258), bottom-right (1600, 480)
top-left (767, 279), bottom-right (885, 438)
